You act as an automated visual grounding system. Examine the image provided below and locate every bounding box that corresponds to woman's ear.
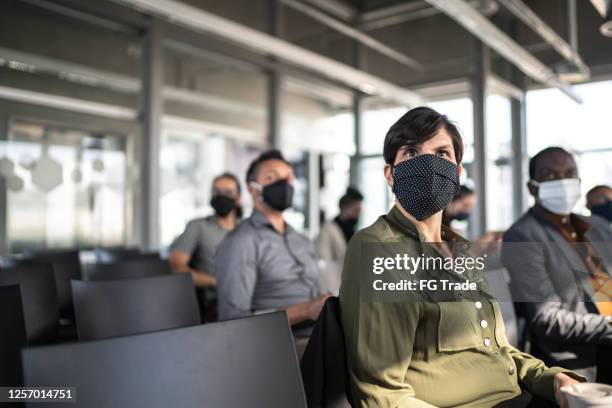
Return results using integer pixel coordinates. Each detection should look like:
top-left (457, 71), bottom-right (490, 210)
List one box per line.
top-left (458, 163), bottom-right (463, 177)
top-left (384, 164), bottom-right (394, 188)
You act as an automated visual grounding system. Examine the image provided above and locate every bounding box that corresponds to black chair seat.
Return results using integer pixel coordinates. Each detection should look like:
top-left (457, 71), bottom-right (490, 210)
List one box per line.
top-left (23, 312), bottom-right (307, 408)
top-left (84, 257), bottom-right (169, 281)
top-left (72, 273), bottom-right (200, 340)
top-left (0, 263), bottom-right (59, 345)
top-left (0, 285), bottom-right (27, 386)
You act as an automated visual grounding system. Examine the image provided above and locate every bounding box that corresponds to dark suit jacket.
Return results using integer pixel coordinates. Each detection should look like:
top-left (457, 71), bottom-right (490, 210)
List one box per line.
top-left (501, 207), bottom-right (612, 381)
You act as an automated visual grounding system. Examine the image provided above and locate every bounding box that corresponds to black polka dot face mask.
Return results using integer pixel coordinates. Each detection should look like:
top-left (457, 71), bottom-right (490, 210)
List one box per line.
top-left (391, 154), bottom-right (460, 221)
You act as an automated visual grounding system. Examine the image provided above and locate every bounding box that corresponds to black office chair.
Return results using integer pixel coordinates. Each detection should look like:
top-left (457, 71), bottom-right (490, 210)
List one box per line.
top-left (94, 247), bottom-right (142, 263)
top-left (71, 273), bottom-right (200, 340)
top-left (22, 249), bottom-right (82, 320)
top-left (23, 312), bottom-right (307, 408)
top-left (300, 297), bottom-right (352, 408)
top-left (0, 264), bottom-right (59, 345)
top-left (84, 257), bottom-right (169, 281)
top-left (0, 285), bottom-right (28, 387)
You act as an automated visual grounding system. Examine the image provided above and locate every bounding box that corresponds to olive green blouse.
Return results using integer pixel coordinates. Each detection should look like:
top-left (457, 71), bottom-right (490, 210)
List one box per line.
top-left (339, 206), bottom-right (583, 408)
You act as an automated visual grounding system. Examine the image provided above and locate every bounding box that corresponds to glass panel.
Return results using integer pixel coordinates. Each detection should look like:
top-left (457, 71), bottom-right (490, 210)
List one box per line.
top-left (358, 157), bottom-right (389, 227)
top-left (2, 119), bottom-right (128, 252)
top-left (320, 153), bottom-right (351, 222)
top-left (486, 95), bottom-right (513, 231)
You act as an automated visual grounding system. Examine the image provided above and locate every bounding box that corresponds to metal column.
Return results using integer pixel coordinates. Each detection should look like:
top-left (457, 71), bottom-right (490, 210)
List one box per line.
top-left (0, 115), bottom-right (8, 256)
top-left (470, 39), bottom-right (489, 237)
top-left (140, 20), bottom-right (163, 250)
top-left (511, 74), bottom-right (528, 219)
top-left (349, 41), bottom-right (364, 187)
top-left (266, 0), bottom-right (281, 149)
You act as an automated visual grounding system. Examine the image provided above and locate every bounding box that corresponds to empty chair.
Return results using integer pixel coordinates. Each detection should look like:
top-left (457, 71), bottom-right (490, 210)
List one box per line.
top-left (23, 312), bottom-right (307, 408)
top-left (71, 273), bottom-right (200, 340)
top-left (0, 264), bottom-right (59, 345)
top-left (94, 246), bottom-right (141, 263)
top-left (84, 257), bottom-right (169, 281)
top-left (0, 285), bottom-right (28, 386)
top-left (22, 249), bottom-right (82, 319)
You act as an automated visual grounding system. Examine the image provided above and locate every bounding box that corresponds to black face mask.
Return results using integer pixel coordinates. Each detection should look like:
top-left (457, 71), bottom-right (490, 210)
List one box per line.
top-left (210, 195), bottom-right (236, 217)
top-left (391, 154), bottom-right (460, 221)
top-left (335, 216), bottom-right (358, 242)
top-left (591, 201), bottom-right (612, 222)
top-left (452, 211), bottom-right (470, 221)
top-left (262, 179), bottom-right (294, 211)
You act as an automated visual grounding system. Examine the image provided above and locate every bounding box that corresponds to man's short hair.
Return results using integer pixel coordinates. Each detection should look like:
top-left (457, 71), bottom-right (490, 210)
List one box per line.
top-left (586, 184), bottom-right (612, 202)
top-left (339, 186), bottom-right (363, 210)
top-left (528, 146), bottom-right (572, 180)
top-left (212, 172), bottom-right (241, 194)
top-left (246, 149), bottom-right (290, 183)
top-left (383, 106), bottom-right (464, 165)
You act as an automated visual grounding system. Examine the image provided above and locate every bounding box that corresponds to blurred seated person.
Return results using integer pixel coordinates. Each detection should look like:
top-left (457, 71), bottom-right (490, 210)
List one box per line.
top-left (216, 150), bottom-right (329, 355)
top-left (170, 173), bottom-right (242, 318)
top-left (443, 184), bottom-right (502, 258)
top-left (502, 147), bottom-right (612, 382)
top-left (341, 108), bottom-right (584, 408)
top-left (315, 186), bottom-right (363, 295)
top-left (587, 185), bottom-right (612, 223)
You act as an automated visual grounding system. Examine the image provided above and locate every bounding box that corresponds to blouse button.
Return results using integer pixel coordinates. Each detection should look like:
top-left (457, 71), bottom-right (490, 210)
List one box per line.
top-left (483, 338), bottom-right (491, 347)
top-left (508, 366), bottom-right (515, 375)
top-left (475, 301), bottom-right (482, 309)
top-left (480, 320), bottom-right (488, 328)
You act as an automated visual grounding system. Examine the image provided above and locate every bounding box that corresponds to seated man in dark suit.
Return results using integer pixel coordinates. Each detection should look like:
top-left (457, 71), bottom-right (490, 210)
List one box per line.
top-left (502, 146), bottom-right (612, 382)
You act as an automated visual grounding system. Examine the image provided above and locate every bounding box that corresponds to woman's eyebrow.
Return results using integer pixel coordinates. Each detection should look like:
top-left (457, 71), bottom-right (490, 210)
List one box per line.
top-left (433, 143), bottom-right (453, 150)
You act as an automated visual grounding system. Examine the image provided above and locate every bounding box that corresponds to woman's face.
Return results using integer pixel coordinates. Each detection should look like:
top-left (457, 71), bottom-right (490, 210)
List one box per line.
top-left (384, 128), bottom-right (462, 188)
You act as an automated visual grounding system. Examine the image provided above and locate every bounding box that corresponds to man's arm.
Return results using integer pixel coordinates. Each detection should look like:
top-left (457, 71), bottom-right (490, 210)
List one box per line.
top-left (169, 250), bottom-right (216, 287)
top-left (501, 229), bottom-right (612, 345)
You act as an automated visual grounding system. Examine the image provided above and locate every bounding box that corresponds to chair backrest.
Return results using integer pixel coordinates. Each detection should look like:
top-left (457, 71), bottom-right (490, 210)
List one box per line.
top-left (0, 264), bottom-right (59, 345)
top-left (300, 297), bottom-right (352, 408)
top-left (94, 247), bottom-right (141, 263)
top-left (484, 267), bottom-right (519, 347)
top-left (71, 273), bottom-right (200, 340)
top-left (22, 249), bottom-right (82, 319)
top-left (23, 312), bottom-right (307, 408)
top-left (0, 285), bottom-right (27, 386)
top-left (84, 257), bottom-right (168, 281)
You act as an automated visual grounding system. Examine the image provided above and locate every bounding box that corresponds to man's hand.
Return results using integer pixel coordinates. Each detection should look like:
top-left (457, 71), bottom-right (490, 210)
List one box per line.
top-left (286, 294), bottom-right (331, 325)
top-left (554, 372), bottom-right (581, 408)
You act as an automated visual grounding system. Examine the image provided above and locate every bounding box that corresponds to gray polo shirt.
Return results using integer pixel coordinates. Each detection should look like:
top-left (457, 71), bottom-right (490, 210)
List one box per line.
top-left (171, 215), bottom-right (228, 276)
top-left (216, 209), bottom-right (321, 321)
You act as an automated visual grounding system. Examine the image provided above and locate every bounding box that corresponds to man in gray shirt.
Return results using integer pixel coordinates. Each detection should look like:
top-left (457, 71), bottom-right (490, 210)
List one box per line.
top-left (170, 172), bottom-right (242, 288)
top-left (216, 150), bottom-right (329, 335)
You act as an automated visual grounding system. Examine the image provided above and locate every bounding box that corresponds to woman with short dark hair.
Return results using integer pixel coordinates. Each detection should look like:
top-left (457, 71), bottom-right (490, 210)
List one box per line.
top-left (339, 107), bottom-right (584, 407)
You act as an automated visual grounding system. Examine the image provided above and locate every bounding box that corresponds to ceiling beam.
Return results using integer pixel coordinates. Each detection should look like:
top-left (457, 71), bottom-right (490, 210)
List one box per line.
top-left (108, 0), bottom-right (423, 107)
top-left (279, 0), bottom-right (423, 71)
top-left (497, 0), bottom-right (589, 80)
top-left (424, 0), bottom-right (582, 102)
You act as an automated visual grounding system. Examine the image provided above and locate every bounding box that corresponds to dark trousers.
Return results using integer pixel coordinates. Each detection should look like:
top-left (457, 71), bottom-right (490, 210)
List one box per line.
top-left (493, 390), bottom-right (557, 408)
top-left (597, 344), bottom-right (612, 385)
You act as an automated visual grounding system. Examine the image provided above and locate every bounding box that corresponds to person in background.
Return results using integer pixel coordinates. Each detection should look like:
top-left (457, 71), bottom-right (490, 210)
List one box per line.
top-left (587, 185), bottom-right (612, 223)
top-left (442, 184), bottom-right (476, 228)
top-left (341, 107), bottom-right (583, 408)
top-left (170, 173), bottom-right (242, 318)
top-left (502, 147), bottom-right (612, 382)
top-left (315, 186), bottom-right (363, 295)
top-left (216, 150), bottom-right (329, 356)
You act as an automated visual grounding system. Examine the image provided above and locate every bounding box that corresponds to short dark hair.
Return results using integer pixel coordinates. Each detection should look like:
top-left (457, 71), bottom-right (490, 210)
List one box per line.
top-left (246, 149), bottom-right (290, 183)
top-left (339, 186), bottom-right (363, 210)
top-left (212, 172), bottom-right (241, 194)
top-left (383, 106), bottom-right (464, 165)
top-left (586, 184), bottom-right (612, 201)
top-left (528, 146), bottom-right (571, 180)
top-left (454, 185), bottom-right (475, 201)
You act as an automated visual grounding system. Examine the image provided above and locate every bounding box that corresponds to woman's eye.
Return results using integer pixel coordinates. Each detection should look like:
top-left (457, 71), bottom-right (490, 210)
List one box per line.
top-left (437, 150), bottom-right (449, 158)
top-left (405, 149), bottom-right (418, 157)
